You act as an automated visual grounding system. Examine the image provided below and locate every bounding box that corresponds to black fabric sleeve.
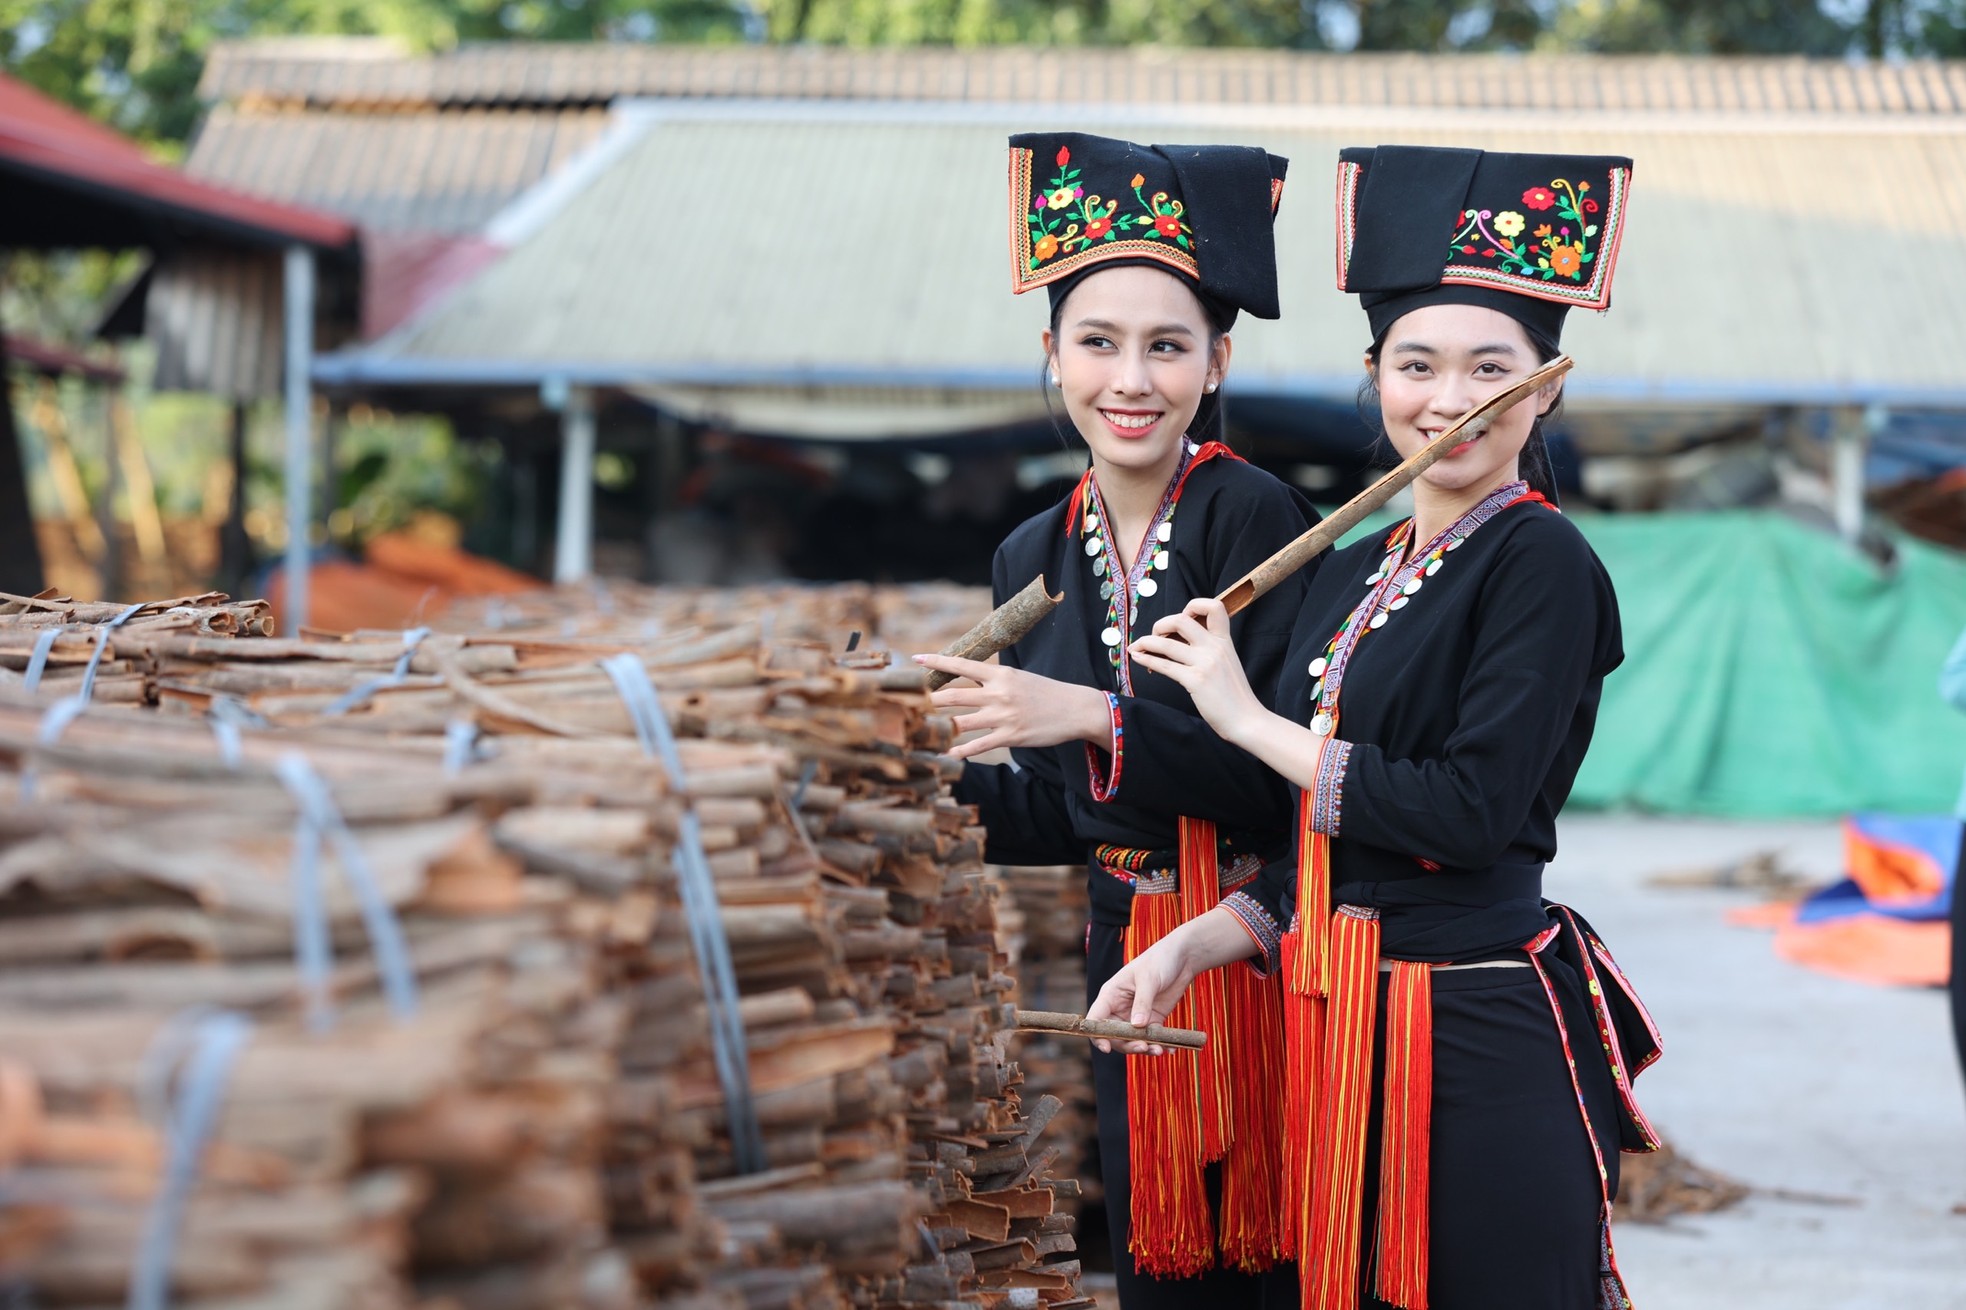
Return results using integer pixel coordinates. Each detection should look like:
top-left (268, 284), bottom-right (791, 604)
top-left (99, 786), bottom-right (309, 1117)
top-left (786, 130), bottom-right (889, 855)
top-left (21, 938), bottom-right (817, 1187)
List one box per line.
top-left (1103, 697), bottom-right (1291, 830)
top-left (954, 755), bottom-right (1085, 866)
top-left (1096, 473), bottom-right (1313, 831)
top-left (1222, 851), bottom-right (1294, 974)
top-left (1331, 522), bottom-right (1609, 868)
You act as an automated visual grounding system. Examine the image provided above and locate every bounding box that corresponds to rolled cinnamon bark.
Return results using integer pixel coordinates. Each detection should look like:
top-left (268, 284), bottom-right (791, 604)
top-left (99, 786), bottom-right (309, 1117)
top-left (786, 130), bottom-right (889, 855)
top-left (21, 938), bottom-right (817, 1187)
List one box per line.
top-left (1013, 1008), bottom-right (1206, 1050)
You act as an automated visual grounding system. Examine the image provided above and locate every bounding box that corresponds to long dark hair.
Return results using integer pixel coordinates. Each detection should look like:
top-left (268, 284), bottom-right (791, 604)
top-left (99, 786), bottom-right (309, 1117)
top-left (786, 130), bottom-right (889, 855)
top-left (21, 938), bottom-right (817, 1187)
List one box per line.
top-left (1041, 276), bottom-right (1229, 453)
top-left (1358, 320), bottom-right (1565, 505)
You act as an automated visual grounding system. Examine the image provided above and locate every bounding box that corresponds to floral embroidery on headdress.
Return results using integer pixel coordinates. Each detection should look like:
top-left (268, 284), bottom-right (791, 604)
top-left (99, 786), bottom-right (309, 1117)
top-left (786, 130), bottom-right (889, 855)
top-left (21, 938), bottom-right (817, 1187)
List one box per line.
top-left (1332, 151), bottom-right (1629, 312)
top-left (1448, 177), bottom-right (1602, 284)
top-left (1023, 145), bottom-right (1193, 275)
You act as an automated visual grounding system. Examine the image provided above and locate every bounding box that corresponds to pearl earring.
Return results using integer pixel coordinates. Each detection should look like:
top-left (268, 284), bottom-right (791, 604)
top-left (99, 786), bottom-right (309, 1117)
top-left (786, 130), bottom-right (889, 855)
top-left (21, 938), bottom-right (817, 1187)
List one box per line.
top-left (1205, 381), bottom-right (1217, 393)
top-left (1049, 371), bottom-right (1059, 386)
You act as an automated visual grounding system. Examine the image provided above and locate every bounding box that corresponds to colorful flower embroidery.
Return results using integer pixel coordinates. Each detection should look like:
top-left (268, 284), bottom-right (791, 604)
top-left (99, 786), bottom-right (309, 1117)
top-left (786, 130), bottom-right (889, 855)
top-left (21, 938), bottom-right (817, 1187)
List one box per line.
top-left (1451, 177), bottom-right (1601, 284)
top-left (1024, 146), bottom-right (1195, 274)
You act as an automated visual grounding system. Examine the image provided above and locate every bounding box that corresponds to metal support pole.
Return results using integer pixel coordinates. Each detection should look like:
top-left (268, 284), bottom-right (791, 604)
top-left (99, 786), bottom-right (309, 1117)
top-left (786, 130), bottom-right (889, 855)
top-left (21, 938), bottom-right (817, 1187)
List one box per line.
top-left (282, 246), bottom-right (316, 633)
top-left (219, 403), bottom-right (252, 597)
top-left (1831, 404), bottom-right (1875, 547)
top-left (554, 386), bottom-right (596, 583)
top-left (96, 384), bottom-right (122, 601)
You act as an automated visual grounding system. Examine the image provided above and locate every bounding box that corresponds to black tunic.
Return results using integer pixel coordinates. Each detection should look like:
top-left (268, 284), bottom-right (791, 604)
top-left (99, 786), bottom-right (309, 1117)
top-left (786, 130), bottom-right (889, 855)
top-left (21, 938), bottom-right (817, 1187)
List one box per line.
top-left (1106, 496), bottom-right (1650, 1310)
top-left (952, 451), bottom-right (1316, 1310)
top-left (954, 452), bottom-right (1319, 928)
top-left (1109, 497), bottom-right (1621, 959)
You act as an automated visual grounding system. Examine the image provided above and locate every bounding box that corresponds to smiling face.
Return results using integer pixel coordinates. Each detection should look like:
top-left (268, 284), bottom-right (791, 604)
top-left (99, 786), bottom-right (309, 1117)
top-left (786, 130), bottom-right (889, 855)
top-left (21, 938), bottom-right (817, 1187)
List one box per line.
top-left (1371, 301), bottom-right (1558, 497)
top-left (1042, 265), bottom-right (1229, 478)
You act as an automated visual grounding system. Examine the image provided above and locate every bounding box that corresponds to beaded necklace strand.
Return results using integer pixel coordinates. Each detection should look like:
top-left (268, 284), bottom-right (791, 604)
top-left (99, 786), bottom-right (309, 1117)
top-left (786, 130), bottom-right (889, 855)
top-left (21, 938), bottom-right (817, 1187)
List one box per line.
top-left (1080, 442), bottom-right (1192, 695)
top-left (1306, 480), bottom-right (1540, 737)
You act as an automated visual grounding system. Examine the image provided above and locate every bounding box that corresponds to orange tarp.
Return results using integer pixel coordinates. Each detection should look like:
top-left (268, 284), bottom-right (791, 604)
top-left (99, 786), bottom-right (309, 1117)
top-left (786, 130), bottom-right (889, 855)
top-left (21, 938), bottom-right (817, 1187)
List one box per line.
top-left (268, 534), bottom-right (544, 633)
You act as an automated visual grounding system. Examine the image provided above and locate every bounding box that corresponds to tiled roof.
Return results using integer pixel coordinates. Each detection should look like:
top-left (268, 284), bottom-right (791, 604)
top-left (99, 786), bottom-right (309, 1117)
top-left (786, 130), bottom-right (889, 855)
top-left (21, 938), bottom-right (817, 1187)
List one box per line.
top-left (315, 105), bottom-right (1966, 409)
top-left (199, 40), bottom-right (1966, 115)
top-left (186, 106), bottom-right (610, 234)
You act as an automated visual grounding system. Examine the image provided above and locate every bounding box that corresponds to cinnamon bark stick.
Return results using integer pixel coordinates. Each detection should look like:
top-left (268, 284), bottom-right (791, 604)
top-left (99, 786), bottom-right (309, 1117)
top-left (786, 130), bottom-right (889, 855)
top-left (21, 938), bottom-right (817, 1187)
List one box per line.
top-left (922, 575), bottom-right (1060, 691)
top-left (1013, 1009), bottom-right (1207, 1050)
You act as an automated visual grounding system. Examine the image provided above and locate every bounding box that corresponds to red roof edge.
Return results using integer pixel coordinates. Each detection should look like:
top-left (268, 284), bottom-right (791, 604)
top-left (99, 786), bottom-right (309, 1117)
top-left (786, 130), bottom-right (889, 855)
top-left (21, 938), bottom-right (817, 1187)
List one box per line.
top-left (0, 71), bottom-right (357, 251)
top-left (3, 334), bottom-right (127, 383)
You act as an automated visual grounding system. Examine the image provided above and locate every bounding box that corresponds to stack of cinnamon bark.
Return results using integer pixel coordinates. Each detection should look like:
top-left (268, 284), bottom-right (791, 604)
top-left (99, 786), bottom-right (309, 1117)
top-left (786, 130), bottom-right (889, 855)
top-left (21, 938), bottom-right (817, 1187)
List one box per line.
top-left (0, 583), bottom-right (1083, 1310)
top-left (992, 867), bottom-right (1100, 1224)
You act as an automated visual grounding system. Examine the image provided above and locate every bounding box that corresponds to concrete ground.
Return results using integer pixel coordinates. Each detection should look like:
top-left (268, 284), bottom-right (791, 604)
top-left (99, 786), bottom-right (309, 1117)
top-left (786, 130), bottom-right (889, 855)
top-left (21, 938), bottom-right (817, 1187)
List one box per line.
top-left (1549, 816), bottom-right (1966, 1309)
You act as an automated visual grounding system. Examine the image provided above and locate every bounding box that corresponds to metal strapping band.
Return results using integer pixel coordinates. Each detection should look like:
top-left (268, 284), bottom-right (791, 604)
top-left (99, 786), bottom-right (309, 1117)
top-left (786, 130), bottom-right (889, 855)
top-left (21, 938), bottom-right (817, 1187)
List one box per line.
top-left (77, 603), bottom-right (146, 705)
top-left (127, 1009), bottom-right (254, 1310)
top-left (22, 628), bottom-right (60, 693)
top-left (206, 696), bottom-right (267, 771)
top-left (323, 626), bottom-right (431, 716)
top-left (19, 695), bottom-right (89, 802)
top-left (275, 754), bottom-right (420, 1029)
top-left (442, 718), bottom-right (480, 776)
top-left (599, 652), bottom-right (766, 1174)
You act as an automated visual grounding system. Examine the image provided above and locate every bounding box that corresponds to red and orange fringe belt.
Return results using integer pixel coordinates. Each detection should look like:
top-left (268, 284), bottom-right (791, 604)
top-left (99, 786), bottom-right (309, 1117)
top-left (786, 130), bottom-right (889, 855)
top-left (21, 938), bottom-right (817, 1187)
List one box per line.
top-left (1282, 814), bottom-right (1661, 1310)
top-left (1100, 819), bottom-right (1289, 1277)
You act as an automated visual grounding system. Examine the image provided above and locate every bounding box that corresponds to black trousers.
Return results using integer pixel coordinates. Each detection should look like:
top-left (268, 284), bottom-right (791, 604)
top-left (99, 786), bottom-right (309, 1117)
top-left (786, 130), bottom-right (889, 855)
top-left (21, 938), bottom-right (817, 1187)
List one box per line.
top-left (1952, 825), bottom-right (1966, 1091)
top-left (1087, 921), bottom-right (1298, 1310)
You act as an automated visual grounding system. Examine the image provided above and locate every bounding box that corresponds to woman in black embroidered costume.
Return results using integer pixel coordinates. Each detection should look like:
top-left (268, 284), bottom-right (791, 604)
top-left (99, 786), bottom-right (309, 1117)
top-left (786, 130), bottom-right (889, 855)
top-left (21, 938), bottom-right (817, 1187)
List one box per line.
top-left (913, 132), bottom-right (1315, 1310)
top-left (1086, 145), bottom-right (1664, 1310)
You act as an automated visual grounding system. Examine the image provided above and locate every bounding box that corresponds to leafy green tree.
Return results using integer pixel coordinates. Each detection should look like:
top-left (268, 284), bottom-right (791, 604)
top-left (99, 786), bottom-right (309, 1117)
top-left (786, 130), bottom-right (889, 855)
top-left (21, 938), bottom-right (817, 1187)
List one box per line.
top-left (1544, 0), bottom-right (1851, 54)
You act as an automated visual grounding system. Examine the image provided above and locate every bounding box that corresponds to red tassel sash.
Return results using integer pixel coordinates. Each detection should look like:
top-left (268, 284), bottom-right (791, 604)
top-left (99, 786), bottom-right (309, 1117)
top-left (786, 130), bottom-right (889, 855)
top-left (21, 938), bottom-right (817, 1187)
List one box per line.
top-left (1123, 885), bottom-right (1213, 1277)
top-left (1304, 904), bottom-right (1381, 1310)
top-left (1118, 822), bottom-right (1288, 1277)
top-left (1288, 792), bottom-right (1332, 999)
top-left (1374, 960), bottom-right (1434, 1309)
top-left (1179, 819), bottom-right (1233, 1165)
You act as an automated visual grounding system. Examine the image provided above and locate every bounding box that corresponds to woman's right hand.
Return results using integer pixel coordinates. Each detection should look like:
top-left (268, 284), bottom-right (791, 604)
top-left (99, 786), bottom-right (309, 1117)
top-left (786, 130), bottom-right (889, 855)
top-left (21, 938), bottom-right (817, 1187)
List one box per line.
top-left (1086, 934), bottom-right (1199, 1055)
top-left (1085, 904), bottom-right (1264, 1054)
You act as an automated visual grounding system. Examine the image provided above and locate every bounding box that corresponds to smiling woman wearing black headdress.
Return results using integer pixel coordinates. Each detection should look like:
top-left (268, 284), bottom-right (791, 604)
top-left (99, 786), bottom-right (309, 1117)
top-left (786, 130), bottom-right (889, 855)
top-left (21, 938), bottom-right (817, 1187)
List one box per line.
top-left (914, 133), bottom-right (1317, 1309)
top-left (1086, 146), bottom-right (1665, 1310)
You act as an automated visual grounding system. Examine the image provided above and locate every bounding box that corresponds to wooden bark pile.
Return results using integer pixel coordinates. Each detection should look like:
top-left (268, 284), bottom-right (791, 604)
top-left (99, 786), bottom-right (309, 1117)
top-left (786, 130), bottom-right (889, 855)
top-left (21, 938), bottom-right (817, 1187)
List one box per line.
top-left (0, 697), bottom-right (728, 1308)
top-left (989, 868), bottom-right (1099, 1225)
top-left (0, 582), bottom-right (1083, 1310)
top-left (0, 591), bottom-right (276, 702)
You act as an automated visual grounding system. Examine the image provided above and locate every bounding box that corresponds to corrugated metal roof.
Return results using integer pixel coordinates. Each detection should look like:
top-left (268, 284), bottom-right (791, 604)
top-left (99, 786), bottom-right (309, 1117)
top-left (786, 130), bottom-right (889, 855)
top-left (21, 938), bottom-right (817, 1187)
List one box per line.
top-left (200, 40), bottom-right (1966, 117)
top-left (186, 106), bottom-right (611, 234)
top-left (315, 105), bottom-right (1966, 411)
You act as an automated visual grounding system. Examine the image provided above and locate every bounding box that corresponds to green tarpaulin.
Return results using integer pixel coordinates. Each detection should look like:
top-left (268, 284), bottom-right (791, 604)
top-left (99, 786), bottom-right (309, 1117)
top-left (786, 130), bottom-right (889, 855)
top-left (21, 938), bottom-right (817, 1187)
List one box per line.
top-left (1325, 508), bottom-right (1966, 817)
top-left (1571, 511), bottom-right (1966, 817)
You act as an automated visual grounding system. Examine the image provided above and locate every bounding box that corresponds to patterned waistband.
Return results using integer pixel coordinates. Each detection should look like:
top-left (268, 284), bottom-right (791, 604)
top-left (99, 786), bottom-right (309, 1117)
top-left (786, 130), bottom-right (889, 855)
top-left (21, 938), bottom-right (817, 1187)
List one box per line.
top-left (1094, 843), bottom-right (1265, 896)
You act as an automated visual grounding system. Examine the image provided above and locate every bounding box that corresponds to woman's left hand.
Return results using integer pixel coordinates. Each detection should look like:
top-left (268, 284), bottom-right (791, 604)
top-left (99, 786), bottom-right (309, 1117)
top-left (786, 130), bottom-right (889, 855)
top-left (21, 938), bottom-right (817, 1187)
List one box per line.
top-left (1128, 598), bottom-right (1266, 744)
top-left (913, 654), bottom-right (1111, 760)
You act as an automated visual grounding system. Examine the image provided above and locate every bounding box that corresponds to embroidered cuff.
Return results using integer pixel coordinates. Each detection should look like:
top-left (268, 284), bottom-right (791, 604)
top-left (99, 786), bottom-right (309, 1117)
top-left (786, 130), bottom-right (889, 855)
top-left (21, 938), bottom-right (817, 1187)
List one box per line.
top-left (1085, 692), bottom-right (1125, 803)
top-left (1224, 889), bottom-right (1283, 977)
top-left (1308, 739), bottom-right (1352, 836)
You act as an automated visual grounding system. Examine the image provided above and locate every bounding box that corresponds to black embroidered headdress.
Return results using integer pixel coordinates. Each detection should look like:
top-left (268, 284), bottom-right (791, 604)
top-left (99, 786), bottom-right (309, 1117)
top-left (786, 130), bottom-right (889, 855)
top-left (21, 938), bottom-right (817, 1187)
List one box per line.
top-left (1009, 132), bottom-right (1288, 330)
top-left (1335, 145), bottom-right (1633, 343)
